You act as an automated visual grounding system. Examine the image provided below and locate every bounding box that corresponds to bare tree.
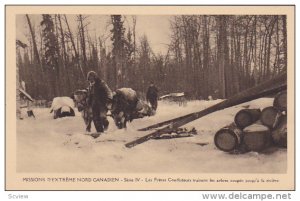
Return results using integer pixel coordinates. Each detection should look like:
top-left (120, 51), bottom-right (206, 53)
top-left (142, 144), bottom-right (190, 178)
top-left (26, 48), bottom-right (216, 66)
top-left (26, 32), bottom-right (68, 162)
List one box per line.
top-left (25, 14), bottom-right (41, 65)
top-left (77, 15), bottom-right (89, 66)
top-left (63, 15), bottom-right (85, 79)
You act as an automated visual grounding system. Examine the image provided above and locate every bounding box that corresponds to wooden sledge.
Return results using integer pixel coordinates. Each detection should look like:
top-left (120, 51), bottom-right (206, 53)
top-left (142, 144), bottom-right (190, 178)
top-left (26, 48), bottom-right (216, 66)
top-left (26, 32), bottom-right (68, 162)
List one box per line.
top-left (126, 73), bottom-right (287, 148)
top-left (153, 127), bottom-right (197, 140)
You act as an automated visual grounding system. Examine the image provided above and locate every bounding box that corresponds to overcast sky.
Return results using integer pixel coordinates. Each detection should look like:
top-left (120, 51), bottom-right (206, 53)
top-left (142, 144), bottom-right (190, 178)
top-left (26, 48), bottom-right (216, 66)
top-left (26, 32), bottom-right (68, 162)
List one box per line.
top-left (16, 14), bottom-right (172, 55)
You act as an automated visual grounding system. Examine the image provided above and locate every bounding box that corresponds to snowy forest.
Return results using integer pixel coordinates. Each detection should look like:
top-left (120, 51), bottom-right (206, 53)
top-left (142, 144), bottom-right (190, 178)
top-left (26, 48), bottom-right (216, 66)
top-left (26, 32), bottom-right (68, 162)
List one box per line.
top-left (15, 14), bottom-right (289, 175)
top-left (16, 15), bottom-right (287, 101)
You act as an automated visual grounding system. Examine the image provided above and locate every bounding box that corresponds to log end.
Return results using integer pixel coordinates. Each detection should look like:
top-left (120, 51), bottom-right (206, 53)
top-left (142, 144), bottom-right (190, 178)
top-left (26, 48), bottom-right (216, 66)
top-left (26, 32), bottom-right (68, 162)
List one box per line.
top-left (260, 106), bottom-right (281, 129)
top-left (234, 109), bottom-right (261, 129)
top-left (273, 91), bottom-right (287, 111)
top-left (214, 124), bottom-right (242, 152)
top-left (243, 129), bottom-right (271, 152)
top-left (271, 116), bottom-right (287, 148)
top-left (234, 110), bottom-right (253, 129)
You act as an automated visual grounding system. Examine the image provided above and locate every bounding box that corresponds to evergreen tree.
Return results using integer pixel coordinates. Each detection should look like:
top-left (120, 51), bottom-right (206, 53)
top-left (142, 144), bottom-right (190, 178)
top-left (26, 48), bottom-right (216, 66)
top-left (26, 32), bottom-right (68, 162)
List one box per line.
top-left (41, 14), bottom-right (59, 74)
top-left (110, 15), bottom-right (127, 88)
top-left (137, 35), bottom-right (152, 93)
top-left (40, 14), bottom-right (60, 98)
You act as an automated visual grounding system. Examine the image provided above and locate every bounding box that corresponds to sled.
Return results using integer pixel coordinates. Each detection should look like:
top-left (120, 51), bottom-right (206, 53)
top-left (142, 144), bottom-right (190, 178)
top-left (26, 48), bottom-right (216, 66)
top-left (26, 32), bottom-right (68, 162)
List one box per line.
top-left (153, 127), bottom-right (197, 140)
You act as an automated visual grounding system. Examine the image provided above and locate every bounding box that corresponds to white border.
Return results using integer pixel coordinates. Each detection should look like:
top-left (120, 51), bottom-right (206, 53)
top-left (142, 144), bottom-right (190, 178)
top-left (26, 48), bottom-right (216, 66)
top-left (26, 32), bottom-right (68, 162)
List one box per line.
top-left (1, 1), bottom-right (299, 201)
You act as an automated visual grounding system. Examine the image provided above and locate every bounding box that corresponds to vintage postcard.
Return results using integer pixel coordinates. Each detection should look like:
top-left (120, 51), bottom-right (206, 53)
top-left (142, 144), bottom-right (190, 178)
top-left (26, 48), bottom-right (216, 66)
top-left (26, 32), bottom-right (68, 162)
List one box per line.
top-left (5, 5), bottom-right (295, 190)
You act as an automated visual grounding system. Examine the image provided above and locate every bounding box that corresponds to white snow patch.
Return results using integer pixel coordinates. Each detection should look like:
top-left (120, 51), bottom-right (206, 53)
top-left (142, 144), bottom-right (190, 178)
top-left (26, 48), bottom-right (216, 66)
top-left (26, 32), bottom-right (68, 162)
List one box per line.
top-left (244, 124), bottom-right (269, 132)
top-left (17, 98), bottom-right (286, 173)
top-left (50, 97), bottom-right (75, 111)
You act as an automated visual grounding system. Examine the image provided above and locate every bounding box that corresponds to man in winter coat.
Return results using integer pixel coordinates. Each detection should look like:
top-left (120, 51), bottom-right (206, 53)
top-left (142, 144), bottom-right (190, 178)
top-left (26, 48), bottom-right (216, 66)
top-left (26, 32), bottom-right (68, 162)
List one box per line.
top-left (146, 82), bottom-right (158, 111)
top-left (86, 71), bottom-right (113, 133)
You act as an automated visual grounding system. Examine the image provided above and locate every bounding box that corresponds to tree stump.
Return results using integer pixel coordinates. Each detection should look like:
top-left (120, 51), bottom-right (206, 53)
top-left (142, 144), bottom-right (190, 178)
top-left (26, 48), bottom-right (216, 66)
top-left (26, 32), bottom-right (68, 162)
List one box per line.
top-left (214, 123), bottom-right (243, 152)
top-left (273, 91), bottom-right (287, 112)
top-left (260, 106), bottom-right (282, 129)
top-left (234, 109), bottom-right (261, 129)
top-left (271, 115), bottom-right (287, 148)
top-left (243, 124), bottom-right (271, 152)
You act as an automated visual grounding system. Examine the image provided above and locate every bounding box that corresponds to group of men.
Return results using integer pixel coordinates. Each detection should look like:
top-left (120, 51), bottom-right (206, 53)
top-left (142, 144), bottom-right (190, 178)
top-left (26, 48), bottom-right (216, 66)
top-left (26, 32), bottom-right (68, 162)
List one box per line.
top-left (83, 71), bottom-right (158, 133)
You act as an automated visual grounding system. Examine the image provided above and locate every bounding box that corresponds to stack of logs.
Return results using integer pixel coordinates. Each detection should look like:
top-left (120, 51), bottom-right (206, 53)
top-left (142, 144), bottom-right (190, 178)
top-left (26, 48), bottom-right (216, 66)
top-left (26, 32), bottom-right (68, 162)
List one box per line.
top-left (214, 91), bottom-right (287, 153)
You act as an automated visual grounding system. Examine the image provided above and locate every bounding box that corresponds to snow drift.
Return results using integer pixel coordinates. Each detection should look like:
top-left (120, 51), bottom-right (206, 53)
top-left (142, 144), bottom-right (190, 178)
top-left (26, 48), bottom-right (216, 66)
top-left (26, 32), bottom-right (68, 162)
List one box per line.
top-left (17, 98), bottom-right (287, 173)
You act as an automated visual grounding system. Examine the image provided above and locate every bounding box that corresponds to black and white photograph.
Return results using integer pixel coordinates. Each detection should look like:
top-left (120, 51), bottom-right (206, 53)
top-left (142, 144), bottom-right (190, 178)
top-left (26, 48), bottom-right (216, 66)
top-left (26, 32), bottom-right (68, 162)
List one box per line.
top-left (6, 5), bottom-right (295, 190)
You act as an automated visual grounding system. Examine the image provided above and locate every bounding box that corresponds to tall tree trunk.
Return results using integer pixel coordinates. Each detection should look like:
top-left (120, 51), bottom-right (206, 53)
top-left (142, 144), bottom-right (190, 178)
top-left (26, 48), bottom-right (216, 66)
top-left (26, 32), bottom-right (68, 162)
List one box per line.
top-left (266, 18), bottom-right (275, 78)
top-left (25, 14), bottom-right (41, 65)
top-left (202, 15), bottom-right (210, 98)
top-left (58, 15), bottom-right (68, 65)
top-left (64, 15), bottom-right (85, 79)
top-left (282, 15), bottom-right (287, 72)
top-left (16, 48), bottom-right (21, 119)
top-left (253, 16), bottom-right (258, 83)
top-left (58, 14), bottom-right (71, 95)
top-left (273, 16), bottom-right (280, 76)
top-left (132, 16), bottom-right (137, 61)
top-left (78, 15), bottom-right (87, 66)
top-left (217, 16), bottom-right (227, 98)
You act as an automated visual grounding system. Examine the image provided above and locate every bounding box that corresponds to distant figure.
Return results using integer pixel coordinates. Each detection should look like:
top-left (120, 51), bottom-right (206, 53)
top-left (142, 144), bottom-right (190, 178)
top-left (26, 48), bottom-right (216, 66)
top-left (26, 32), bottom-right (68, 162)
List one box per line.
top-left (146, 82), bottom-right (158, 111)
top-left (86, 71), bottom-right (113, 133)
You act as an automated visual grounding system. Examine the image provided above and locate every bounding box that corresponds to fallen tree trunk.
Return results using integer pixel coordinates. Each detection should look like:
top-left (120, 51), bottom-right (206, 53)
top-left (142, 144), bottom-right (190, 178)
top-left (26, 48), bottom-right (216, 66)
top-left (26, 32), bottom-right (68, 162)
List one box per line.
top-left (126, 73), bottom-right (287, 148)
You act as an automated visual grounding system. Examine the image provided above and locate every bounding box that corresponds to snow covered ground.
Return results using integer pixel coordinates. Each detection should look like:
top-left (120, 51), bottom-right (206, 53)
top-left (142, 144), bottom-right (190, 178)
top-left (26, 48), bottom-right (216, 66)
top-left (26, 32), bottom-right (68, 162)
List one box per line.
top-left (17, 98), bottom-right (287, 173)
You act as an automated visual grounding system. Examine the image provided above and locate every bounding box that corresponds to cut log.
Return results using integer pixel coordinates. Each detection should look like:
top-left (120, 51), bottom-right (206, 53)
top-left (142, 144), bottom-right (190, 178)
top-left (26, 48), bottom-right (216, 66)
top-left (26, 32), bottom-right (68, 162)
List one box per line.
top-left (260, 106), bottom-right (283, 129)
top-left (273, 91), bottom-right (287, 111)
top-left (234, 109), bottom-right (261, 129)
top-left (126, 73), bottom-right (287, 148)
top-left (243, 124), bottom-right (271, 152)
top-left (214, 123), bottom-right (243, 152)
top-left (271, 115), bottom-right (287, 148)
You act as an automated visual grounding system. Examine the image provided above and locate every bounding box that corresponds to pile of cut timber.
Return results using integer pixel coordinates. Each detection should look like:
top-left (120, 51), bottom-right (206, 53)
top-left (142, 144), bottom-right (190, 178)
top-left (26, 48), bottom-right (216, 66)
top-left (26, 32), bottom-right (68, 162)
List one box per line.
top-left (214, 91), bottom-right (287, 153)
